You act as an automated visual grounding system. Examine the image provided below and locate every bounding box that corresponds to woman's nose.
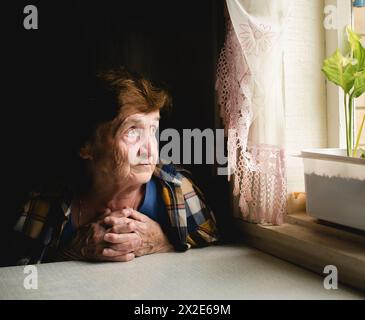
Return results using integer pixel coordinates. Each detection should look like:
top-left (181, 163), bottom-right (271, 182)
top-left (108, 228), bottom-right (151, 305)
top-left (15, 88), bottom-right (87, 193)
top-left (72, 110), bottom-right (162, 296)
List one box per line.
top-left (138, 136), bottom-right (151, 160)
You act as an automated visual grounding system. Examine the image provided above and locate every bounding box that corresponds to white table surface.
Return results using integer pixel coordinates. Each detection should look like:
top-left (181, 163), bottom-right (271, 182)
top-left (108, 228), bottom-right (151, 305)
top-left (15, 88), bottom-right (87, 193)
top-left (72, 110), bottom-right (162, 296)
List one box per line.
top-left (0, 244), bottom-right (363, 300)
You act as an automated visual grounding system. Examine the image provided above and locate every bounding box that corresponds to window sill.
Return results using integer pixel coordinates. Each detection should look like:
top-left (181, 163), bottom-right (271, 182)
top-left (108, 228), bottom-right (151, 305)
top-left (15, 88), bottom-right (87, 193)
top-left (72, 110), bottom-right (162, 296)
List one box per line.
top-left (235, 211), bottom-right (365, 292)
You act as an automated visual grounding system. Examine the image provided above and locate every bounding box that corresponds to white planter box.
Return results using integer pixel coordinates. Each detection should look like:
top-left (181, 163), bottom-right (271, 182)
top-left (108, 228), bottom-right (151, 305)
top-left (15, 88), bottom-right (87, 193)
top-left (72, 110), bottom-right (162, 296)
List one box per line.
top-left (301, 148), bottom-right (365, 231)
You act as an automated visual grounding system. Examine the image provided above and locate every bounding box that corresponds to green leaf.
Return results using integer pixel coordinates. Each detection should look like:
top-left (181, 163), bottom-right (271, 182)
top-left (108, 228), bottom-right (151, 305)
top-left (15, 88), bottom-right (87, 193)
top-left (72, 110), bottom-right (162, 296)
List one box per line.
top-left (351, 70), bottom-right (365, 98)
top-left (322, 49), bottom-right (356, 93)
top-left (347, 26), bottom-right (365, 70)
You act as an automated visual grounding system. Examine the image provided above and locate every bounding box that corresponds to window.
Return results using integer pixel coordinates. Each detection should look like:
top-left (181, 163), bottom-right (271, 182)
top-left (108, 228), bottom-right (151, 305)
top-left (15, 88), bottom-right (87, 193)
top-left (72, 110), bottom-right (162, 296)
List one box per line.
top-left (324, 1), bottom-right (365, 150)
top-left (353, 6), bottom-right (365, 148)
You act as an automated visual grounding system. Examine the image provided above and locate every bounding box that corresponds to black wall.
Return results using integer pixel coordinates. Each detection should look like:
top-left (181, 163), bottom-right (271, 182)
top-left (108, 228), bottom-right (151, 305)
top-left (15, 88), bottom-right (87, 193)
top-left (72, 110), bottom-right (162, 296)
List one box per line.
top-left (2, 0), bottom-right (235, 259)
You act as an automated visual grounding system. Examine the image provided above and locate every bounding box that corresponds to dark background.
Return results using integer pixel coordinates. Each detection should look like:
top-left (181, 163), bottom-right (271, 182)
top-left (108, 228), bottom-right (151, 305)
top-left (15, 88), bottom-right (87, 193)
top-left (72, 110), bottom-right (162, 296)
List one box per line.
top-left (1, 0), bottom-right (236, 262)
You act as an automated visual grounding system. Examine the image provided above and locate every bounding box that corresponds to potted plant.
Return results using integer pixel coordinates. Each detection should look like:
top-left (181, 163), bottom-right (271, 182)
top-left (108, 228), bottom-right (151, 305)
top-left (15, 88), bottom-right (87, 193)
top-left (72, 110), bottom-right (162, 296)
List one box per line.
top-left (322, 26), bottom-right (365, 158)
top-left (301, 26), bottom-right (365, 231)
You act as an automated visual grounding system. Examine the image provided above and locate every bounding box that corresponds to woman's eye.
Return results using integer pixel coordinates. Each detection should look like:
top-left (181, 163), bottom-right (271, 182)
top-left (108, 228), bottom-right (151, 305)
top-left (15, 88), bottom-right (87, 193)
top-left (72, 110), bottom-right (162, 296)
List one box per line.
top-left (127, 128), bottom-right (138, 136)
top-left (125, 128), bottom-right (140, 141)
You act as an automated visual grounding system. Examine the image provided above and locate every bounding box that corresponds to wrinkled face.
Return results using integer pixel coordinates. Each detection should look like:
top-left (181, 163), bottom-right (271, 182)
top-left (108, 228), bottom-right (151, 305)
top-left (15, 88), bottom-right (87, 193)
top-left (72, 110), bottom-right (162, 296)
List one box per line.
top-left (117, 111), bottom-right (160, 184)
top-left (84, 110), bottom-right (160, 187)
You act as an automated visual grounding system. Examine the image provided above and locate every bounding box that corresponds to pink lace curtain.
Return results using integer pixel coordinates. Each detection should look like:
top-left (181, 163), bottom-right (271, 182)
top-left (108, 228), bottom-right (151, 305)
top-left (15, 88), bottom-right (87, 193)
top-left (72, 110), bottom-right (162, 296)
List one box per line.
top-left (215, 0), bottom-right (292, 225)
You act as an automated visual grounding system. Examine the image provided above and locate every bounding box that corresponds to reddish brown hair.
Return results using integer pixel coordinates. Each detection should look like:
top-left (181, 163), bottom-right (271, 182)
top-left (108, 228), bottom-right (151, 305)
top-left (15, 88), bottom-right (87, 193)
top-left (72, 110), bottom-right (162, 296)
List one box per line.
top-left (77, 67), bottom-right (171, 148)
top-left (97, 67), bottom-right (171, 119)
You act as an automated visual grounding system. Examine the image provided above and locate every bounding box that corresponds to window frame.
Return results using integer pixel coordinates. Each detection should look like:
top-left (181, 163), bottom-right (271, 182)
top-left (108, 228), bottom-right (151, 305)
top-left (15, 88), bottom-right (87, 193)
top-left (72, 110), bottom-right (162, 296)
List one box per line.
top-left (324, 0), bottom-right (353, 149)
top-left (352, 4), bottom-right (365, 148)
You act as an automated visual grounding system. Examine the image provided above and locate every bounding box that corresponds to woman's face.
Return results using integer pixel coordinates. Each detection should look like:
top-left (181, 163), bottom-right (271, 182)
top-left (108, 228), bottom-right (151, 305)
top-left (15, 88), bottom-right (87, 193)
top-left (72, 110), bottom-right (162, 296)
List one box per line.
top-left (117, 110), bottom-right (160, 184)
top-left (87, 110), bottom-right (160, 187)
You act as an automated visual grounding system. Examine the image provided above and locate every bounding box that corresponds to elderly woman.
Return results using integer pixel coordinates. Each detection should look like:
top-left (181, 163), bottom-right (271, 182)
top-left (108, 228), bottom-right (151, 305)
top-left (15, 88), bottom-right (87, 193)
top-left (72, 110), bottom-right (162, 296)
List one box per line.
top-left (10, 68), bottom-right (219, 265)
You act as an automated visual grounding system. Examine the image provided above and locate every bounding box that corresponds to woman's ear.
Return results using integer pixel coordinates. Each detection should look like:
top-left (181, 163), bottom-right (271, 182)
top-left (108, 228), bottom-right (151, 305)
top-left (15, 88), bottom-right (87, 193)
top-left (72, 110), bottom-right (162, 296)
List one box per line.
top-left (79, 143), bottom-right (93, 160)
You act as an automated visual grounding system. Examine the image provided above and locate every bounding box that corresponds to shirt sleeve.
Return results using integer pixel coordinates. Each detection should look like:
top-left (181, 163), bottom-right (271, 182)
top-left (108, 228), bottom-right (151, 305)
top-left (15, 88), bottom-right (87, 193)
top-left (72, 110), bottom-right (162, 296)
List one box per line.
top-left (9, 189), bottom-right (66, 265)
top-left (8, 195), bottom-right (47, 265)
top-left (180, 173), bottom-right (220, 249)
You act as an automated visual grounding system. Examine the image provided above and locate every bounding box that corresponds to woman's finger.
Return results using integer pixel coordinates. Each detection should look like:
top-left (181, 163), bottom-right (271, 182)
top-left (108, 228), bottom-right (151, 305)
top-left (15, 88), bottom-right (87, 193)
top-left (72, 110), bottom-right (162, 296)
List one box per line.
top-left (107, 221), bottom-right (136, 234)
top-left (128, 209), bottom-right (148, 222)
top-left (103, 231), bottom-right (140, 244)
top-left (104, 215), bottom-right (132, 226)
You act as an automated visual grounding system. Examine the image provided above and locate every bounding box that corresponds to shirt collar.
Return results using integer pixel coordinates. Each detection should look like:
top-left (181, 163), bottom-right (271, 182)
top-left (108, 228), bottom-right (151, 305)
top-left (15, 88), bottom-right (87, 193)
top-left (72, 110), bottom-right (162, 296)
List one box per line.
top-left (153, 163), bottom-right (182, 186)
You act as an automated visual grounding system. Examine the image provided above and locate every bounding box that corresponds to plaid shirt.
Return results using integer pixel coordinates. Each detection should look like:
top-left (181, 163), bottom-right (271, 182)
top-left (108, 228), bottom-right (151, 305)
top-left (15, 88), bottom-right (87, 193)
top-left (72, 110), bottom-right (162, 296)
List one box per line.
top-left (12, 164), bottom-right (219, 265)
